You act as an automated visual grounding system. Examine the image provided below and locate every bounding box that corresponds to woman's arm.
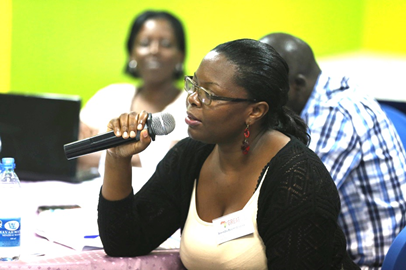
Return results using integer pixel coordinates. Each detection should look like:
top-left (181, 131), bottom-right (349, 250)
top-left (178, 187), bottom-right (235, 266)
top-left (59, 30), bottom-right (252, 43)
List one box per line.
top-left (98, 111), bottom-right (188, 256)
top-left (101, 111), bottom-right (151, 200)
top-left (98, 140), bottom-right (186, 257)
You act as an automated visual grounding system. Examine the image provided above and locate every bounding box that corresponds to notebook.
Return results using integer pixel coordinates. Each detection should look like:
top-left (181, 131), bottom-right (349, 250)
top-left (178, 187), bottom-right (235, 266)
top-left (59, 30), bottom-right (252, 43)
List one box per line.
top-left (0, 93), bottom-right (83, 182)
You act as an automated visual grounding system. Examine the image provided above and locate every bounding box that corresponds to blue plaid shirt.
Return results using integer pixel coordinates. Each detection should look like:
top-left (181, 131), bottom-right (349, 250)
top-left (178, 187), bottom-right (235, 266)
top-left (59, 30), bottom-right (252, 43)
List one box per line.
top-left (302, 73), bottom-right (406, 268)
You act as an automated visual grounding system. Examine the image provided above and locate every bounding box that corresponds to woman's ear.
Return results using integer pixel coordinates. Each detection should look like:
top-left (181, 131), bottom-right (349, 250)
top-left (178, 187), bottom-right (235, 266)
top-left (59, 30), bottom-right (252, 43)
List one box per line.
top-left (247, 101), bottom-right (269, 124)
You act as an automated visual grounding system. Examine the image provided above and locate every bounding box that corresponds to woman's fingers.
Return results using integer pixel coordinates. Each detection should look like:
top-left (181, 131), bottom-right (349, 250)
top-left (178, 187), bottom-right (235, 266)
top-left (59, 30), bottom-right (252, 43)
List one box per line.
top-left (137, 110), bottom-right (149, 131)
top-left (107, 111), bottom-right (150, 137)
top-left (128, 111), bottom-right (138, 138)
top-left (119, 113), bottom-right (130, 138)
top-left (125, 110), bottom-right (149, 138)
top-left (105, 111), bottom-right (152, 158)
top-left (107, 117), bottom-right (122, 136)
top-left (134, 111), bottom-right (151, 150)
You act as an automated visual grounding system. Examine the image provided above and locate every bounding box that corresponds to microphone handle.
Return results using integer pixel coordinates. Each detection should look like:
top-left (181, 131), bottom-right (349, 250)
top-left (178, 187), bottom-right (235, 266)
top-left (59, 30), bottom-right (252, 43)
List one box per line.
top-left (64, 130), bottom-right (138, 160)
top-left (64, 114), bottom-right (155, 160)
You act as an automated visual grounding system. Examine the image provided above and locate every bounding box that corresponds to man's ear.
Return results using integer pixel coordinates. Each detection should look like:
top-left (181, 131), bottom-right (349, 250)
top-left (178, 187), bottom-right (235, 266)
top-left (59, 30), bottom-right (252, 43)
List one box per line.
top-left (293, 74), bottom-right (307, 91)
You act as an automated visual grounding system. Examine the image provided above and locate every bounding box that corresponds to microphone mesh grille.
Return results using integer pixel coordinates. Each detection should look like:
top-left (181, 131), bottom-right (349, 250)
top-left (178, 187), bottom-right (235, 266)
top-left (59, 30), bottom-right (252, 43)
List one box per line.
top-left (150, 112), bottom-right (176, 135)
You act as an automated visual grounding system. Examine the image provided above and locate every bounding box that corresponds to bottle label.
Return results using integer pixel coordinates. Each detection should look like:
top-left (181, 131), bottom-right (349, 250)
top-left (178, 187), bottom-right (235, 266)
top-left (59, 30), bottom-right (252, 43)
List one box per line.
top-left (0, 218), bottom-right (21, 247)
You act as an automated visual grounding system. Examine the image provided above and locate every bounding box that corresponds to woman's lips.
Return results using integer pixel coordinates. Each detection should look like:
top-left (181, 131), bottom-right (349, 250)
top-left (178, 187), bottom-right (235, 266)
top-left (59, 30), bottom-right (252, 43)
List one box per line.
top-left (145, 60), bottom-right (161, 69)
top-left (185, 112), bottom-right (201, 126)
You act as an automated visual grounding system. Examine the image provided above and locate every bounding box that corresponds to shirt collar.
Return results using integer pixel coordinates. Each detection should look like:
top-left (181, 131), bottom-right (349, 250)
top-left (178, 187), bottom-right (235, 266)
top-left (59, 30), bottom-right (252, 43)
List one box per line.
top-left (301, 72), bottom-right (350, 117)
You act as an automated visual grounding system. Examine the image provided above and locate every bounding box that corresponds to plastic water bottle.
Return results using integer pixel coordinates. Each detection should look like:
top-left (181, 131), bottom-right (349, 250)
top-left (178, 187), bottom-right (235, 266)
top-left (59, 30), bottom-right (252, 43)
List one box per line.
top-left (0, 157), bottom-right (22, 261)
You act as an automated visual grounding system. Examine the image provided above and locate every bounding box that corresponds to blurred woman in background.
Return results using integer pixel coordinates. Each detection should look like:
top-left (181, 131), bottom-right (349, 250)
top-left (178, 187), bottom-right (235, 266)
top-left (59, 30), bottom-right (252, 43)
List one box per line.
top-left (79, 10), bottom-right (188, 189)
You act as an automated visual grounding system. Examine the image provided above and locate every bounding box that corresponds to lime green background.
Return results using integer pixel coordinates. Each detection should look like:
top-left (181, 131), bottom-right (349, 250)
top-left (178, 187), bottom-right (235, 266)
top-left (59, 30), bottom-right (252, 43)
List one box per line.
top-left (1, 0), bottom-right (406, 106)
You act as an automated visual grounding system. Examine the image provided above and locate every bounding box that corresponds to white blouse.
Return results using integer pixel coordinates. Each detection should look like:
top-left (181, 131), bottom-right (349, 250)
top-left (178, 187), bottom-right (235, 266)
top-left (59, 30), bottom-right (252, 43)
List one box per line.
top-left (180, 172), bottom-right (268, 270)
top-left (80, 83), bottom-right (189, 188)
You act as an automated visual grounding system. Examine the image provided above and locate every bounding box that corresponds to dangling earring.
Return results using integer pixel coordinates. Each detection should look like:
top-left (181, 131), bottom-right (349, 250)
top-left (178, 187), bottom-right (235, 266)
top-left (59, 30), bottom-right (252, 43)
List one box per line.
top-left (128, 59), bottom-right (139, 77)
top-left (241, 124), bottom-right (250, 155)
top-left (129, 59), bottom-right (137, 69)
top-left (128, 59), bottom-right (137, 71)
top-left (175, 63), bottom-right (183, 72)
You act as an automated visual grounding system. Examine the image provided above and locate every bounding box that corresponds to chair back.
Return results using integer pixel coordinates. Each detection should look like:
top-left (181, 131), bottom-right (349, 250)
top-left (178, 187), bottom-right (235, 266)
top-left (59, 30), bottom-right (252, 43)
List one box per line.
top-left (379, 102), bottom-right (406, 149)
top-left (382, 226), bottom-right (406, 270)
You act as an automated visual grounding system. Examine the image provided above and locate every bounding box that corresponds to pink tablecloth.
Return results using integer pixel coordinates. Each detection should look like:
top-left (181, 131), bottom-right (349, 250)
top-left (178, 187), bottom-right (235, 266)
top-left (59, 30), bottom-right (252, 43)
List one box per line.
top-left (0, 179), bottom-right (185, 270)
top-left (0, 249), bottom-right (186, 270)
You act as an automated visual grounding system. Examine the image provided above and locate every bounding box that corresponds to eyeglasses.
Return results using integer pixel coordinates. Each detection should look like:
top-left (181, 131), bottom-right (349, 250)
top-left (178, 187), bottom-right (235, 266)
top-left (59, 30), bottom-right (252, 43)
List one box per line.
top-left (184, 76), bottom-right (257, 105)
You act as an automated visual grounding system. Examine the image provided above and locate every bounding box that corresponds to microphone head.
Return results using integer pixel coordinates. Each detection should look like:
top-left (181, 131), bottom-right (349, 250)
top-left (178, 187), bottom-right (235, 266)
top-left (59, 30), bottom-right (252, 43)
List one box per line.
top-left (150, 112), bottom-right (176, 136)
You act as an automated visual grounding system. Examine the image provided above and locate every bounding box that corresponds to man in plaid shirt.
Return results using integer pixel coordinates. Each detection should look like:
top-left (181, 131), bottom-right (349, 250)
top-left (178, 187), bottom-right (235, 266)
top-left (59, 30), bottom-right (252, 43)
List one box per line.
top-left (261, 32), bottom-right (406, 269)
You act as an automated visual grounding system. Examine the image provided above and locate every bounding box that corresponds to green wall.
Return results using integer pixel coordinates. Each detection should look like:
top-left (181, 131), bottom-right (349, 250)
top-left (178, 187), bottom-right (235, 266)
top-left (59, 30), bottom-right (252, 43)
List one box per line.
top-left (0, 0), bottom-right (12, 93)
top-left (362, 0), bottom-right (406, 53)
top-left (6, 0), bottom-right (405, 107)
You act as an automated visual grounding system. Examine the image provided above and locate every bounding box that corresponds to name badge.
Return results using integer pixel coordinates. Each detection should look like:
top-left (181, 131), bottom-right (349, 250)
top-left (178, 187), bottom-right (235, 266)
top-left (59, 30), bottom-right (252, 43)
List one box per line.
top-left (212, 209), bottom-right (254, 245)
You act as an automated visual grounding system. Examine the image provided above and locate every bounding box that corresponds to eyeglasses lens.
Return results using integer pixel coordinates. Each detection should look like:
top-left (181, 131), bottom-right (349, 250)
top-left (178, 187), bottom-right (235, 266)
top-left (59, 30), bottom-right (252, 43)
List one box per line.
top-left (185, 77), bottom-right (211, 105)
top-left (185, 78), bottom-right (193, 94)
top-left (198, 88), bottom-right (210, 105)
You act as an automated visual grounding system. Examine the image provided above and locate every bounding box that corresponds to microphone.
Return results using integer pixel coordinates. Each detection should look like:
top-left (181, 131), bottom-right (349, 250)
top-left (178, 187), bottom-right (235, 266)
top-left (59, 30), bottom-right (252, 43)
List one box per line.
top-left (64, 112), bottom-right (175, 160)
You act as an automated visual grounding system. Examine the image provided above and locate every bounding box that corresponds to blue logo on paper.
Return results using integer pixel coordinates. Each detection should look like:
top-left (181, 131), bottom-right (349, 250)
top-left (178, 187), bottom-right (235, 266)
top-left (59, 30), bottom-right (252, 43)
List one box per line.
top-left (5, 221), bottom-right (20, 231)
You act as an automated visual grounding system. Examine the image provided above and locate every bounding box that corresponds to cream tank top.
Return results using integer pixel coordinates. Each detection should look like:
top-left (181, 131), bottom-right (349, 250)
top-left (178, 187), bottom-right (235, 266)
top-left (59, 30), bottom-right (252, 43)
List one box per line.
top-left (180, 169), bottom-right (268, 270)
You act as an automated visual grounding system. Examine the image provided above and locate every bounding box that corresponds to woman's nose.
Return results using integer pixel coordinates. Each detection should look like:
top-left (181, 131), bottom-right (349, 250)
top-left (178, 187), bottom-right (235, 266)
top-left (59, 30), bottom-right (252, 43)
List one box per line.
top-left (149, 41), bottom-right (159, 54)
top-left (187, 91), bottom-right (201, 106)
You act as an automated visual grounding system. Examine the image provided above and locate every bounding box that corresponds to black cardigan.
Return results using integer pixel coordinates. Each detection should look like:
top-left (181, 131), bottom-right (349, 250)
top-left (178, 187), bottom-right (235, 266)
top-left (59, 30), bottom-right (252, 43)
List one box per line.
top-left (98, 137), bottom-right (359, 269)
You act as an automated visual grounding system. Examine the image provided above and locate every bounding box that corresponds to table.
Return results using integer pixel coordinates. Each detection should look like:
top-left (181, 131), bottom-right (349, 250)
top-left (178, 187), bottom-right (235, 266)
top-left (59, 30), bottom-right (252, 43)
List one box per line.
top-left (0, 178), bottom-right (185, 270)
top-left (1, 249), bottom-right (185, 270)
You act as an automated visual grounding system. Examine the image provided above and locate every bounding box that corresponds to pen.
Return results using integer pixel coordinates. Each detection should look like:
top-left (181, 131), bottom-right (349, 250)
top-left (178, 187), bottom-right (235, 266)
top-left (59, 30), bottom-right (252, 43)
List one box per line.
top-left (84, 235), bottom-right (99, 239)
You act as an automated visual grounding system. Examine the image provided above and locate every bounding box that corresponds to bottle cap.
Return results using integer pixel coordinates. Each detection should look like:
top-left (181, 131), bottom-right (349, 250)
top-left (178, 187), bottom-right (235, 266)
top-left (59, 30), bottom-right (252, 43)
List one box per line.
top-left (2, 157), bottom-right (16, 169)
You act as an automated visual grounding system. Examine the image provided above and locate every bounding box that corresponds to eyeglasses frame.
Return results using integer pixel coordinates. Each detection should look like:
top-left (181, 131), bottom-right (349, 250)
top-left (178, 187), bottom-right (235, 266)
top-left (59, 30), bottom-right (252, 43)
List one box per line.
top-left (184, 76), bottom-right (257, 105)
